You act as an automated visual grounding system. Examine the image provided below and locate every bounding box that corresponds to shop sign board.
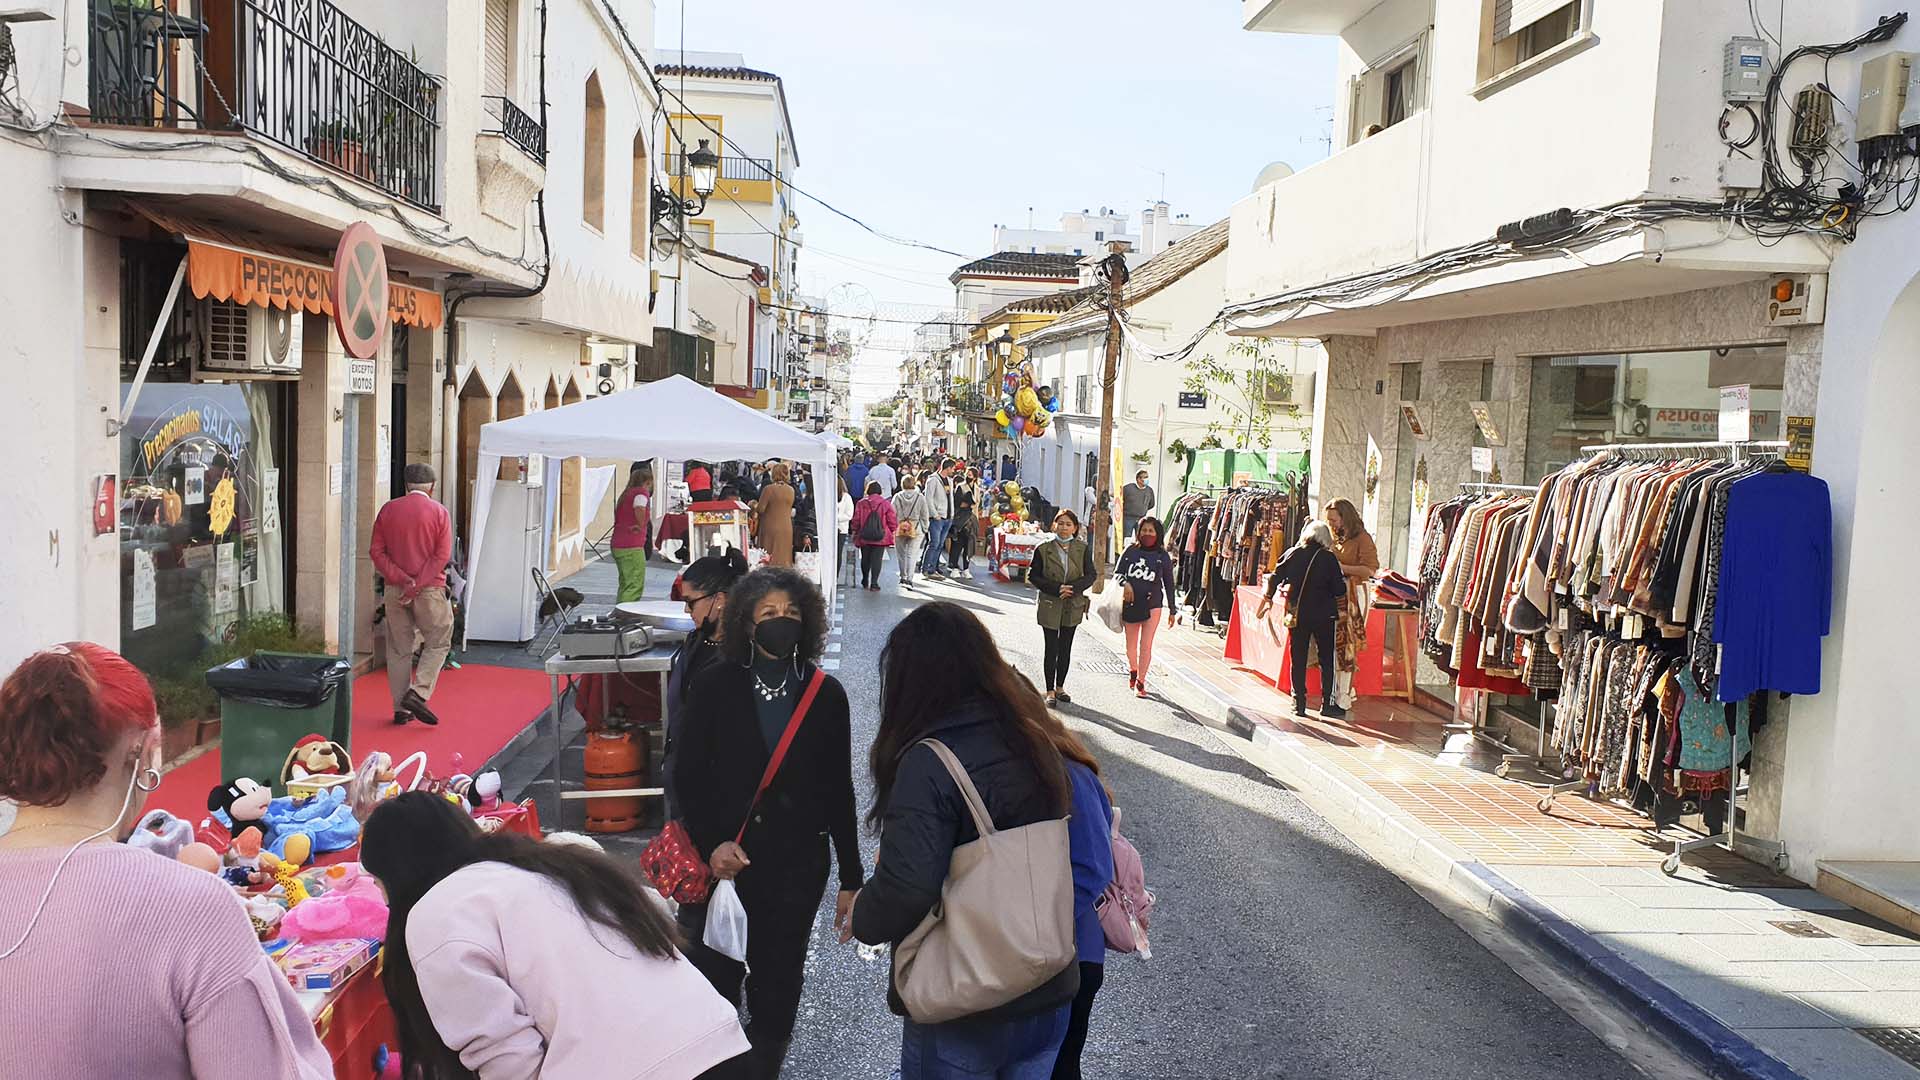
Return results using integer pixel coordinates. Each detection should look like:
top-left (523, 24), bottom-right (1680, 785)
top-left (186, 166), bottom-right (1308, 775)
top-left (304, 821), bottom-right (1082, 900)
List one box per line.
top-left (346, 358), bottom-right (377, 396)
top-left (1719, 384), bottom-right (1752, 442)
top-left (1178, 391), bottom-right (1207, 409)
top-left (1471, 445), bottom-right (1494, 473)
top-left (1469, 401), bottom-right (1505, 446)
top-left (1399, 402), bottom-right (1429, 439)
top-left (330, 222), bottom-right (390, 360)
top-left (1785, 415), bottom-right (1815, 472)
top-left (1648, 406), bottom-right (1776, 440)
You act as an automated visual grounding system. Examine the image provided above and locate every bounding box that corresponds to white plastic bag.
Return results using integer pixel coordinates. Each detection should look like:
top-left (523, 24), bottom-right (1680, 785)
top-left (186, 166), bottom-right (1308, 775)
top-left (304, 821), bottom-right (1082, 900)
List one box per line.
top-left (703, 879), bottom-right (750, 964)
top-left (1095, 581), bottom-right (1125, 633)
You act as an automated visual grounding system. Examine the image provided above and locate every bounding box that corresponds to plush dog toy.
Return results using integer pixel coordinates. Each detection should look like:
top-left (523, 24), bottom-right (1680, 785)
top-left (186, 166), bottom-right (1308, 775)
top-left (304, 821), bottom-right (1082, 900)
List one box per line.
top-left (281, 735), bottom-right (351, 785)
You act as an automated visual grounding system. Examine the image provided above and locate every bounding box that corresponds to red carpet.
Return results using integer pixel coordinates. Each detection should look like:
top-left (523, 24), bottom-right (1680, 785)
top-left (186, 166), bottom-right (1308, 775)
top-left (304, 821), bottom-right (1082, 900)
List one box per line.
top-left (148, 664), bottom-right (551, 823)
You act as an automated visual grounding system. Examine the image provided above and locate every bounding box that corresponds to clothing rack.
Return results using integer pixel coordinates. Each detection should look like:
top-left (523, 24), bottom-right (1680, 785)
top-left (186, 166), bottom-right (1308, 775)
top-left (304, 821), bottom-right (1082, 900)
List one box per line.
top-left (1533, 439), bottom-right (1789, 875)
top-left (1458, 482), bottom-right (1537, 494)
top-left (1448, 482), bottom-right (1553, 772)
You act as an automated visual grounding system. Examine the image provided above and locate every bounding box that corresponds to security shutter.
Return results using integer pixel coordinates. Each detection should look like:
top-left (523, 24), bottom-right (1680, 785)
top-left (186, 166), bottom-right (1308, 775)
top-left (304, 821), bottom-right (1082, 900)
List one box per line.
top-left (1493, 0), bottom-right (1568, 41)
top-left (484, 0), bottom-right (511, 99)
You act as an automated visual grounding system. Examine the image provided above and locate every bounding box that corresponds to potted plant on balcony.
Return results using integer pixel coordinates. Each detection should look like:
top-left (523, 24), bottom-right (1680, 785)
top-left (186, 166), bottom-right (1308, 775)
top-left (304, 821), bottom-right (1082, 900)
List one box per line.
top-left (307, 117), bottom-right (367, 178)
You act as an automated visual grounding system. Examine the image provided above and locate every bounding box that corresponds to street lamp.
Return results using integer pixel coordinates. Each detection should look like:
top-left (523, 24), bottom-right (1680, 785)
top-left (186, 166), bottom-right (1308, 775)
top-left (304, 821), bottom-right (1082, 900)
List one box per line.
top-left (652, 138), bottom-right (722, 230)
top-left (995, 335), bottom-right (1014, 360)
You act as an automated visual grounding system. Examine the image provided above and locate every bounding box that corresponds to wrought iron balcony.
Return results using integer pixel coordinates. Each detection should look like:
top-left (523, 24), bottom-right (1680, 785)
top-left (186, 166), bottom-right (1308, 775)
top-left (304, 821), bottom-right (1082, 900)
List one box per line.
top-left (666, 152), bottom-right (775, 182)
top-left (88, 0), bottom-right (442, 211)
top-left (482, 95), bottom-right (544, 165)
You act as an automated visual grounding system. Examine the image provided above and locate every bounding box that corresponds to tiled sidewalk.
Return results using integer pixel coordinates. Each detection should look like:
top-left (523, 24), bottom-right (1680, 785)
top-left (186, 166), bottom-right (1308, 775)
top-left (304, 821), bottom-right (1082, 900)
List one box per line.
top-left (1092, 615), bottom-right (1920, 1080)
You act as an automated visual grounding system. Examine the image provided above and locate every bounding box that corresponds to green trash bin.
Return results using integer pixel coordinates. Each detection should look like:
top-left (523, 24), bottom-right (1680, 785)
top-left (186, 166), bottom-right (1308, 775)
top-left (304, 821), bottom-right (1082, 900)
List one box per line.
top-left (206, 652), bottom-right (353, 796)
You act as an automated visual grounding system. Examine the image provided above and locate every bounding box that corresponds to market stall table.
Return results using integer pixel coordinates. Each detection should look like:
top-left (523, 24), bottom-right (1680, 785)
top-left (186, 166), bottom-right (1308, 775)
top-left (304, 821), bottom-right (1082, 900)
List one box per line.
top-left (300, 956), bottom-right (396, 1080)
top-left (1224, 585), bottom-right (1417, 701)
top-left (989, 528), bottom-right (1048, 581)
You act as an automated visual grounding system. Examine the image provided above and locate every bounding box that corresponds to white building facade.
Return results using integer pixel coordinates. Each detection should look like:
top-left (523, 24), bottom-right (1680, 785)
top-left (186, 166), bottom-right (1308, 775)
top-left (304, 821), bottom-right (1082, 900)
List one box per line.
top-left (1231, 0), bottom-right (1920, 894)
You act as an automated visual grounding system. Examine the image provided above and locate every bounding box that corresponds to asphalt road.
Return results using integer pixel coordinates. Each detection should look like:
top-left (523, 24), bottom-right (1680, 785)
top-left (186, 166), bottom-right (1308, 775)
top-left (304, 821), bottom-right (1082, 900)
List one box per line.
top-left (775, 564), bottom-right (1656, 1080)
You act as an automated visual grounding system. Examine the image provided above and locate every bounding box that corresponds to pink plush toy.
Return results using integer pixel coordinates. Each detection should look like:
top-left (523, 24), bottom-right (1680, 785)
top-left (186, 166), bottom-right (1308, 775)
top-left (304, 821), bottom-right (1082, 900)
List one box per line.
top-left (279, 888), bottom-right (388, 943)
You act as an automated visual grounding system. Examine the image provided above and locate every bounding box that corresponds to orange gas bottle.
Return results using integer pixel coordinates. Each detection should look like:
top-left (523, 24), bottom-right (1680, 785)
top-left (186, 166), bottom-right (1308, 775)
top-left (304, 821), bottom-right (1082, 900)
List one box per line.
top-left (582, 730), bottom-right (647, 833)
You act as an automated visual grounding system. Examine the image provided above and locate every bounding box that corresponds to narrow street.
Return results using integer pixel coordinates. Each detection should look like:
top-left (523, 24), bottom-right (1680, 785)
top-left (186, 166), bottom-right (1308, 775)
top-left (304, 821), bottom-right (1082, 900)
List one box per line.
top-left (778, 569), bottom-right (1662, 1080)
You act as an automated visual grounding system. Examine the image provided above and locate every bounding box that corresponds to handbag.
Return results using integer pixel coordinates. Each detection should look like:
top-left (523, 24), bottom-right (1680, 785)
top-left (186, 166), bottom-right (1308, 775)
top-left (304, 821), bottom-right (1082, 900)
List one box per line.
top-left (641, 669), bottom-right (827, 904)
top-left (1284, 549), bottom-right (1323, 630)
top-left (892, 740), bottom-right (1075, 1025)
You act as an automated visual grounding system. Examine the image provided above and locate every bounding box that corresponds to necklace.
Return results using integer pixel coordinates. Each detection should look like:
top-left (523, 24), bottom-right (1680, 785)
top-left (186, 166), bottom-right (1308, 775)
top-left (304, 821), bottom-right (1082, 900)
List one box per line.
top-left (753, 667), bottom-right (791, 701)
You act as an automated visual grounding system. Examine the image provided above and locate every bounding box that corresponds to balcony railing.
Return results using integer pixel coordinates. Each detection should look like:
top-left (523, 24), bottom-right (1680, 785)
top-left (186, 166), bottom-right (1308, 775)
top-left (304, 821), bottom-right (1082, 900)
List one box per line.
top-left (482, 95), bottom-right (544, 165)
top-left (666, 153), bottom-right (776, 182)
top-left (88, 0), bottom-right (441, 211)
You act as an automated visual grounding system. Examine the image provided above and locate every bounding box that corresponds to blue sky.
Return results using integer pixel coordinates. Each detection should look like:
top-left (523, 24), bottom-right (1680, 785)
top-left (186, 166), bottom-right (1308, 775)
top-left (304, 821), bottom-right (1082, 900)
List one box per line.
top-left (655, 2), bottom-right (1338, 400)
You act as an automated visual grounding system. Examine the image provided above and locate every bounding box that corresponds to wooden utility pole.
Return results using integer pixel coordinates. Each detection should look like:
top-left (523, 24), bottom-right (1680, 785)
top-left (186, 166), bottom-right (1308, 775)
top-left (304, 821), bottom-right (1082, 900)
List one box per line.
top-left (1092, 244), bottom-right (1130, 573)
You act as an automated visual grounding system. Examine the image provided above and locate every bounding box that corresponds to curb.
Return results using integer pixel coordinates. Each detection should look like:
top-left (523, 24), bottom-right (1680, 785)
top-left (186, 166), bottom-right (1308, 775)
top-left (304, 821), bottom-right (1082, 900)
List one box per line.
top-left (1152, 658), bottom-right (1809, 1080)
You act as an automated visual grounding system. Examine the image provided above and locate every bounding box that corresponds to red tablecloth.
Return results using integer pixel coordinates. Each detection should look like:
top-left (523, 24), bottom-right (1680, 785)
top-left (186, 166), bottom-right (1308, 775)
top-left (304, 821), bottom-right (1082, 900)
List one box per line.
top-left (656, 512), bottom-right (689, 544)
top-left (1223, 584), bottom-right (1417, 700)
top-left (989, 529), bottom-right (1045, 581)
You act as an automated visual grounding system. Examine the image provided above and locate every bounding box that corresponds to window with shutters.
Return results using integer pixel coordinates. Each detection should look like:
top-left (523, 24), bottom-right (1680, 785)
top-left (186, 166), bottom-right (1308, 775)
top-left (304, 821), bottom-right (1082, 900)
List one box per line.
top-left (630, 131), bottom-right (649, 258)
top-left (1478, 0), bottom-right (1587, 86)
top-left (1346, 32), bottom-right (1428, 145)
top-left (582, 73), bottom-right (606, 230)
top-left (483, 0), bottom-right (515, 100)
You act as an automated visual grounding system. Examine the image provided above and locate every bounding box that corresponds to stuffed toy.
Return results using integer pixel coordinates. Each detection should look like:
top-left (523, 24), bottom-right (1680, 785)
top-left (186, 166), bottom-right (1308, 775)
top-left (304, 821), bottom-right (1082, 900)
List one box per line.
top-left (471, 769), bottom-right (503, 814)
top-left (208, 778), bottom-right (273, 837)
top-left (262, 787), bottom-right (358, 860)
top-left (126, 809), bottom-right (193, 860)
top-left (259, 851), bottom-right (309, 906)
top-left (176, 842), bottom-right (222, 874)
top-left (281, 735), bottom-right (351, 786)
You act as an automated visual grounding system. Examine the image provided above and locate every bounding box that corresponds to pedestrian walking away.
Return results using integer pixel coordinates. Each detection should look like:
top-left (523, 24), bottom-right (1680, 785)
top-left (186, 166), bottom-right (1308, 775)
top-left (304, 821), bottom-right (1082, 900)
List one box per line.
top-left (0, 644), bottom-right (334, 1080)
top-left (848, 602), bottom-right (1080, 1080)
top-left (1258, 520), bottom-right (1348, 719)
top-left (671, 568), bottom-right (864, 1079)
top-left (610, 463), bottom-right (655, 605)
top-left (1324, 497), bottom-right (1380, 711)
top-left (361, 793), bottom-right (752, 1080)
top-left (1028, 510), bottom-right (1096, 707)
top-left (1035, 712), bottom-right (1116, 1080)
top-left (919, 458), bottom-right (955, 578)
top-left (373, 462), bottom-right (454, 727)
top-left (852, 481), bottom-right (898, 591)
top-left (891, 476), bottom-right (931, 588)
top-left (754, 463), bottom-right (797, 568)
top-left (1120, 471), bottom-right (1155, 555)
top-left (868, 456), bottom-right (899, 499)
top-left (1114, 516), bottom-right (1177, 698)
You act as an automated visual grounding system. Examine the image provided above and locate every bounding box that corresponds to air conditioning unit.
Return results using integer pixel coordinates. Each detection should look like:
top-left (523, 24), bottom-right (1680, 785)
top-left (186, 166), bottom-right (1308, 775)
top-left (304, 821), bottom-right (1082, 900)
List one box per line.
top-left (195, 300), bottom-right (303, 379)
top-left (1257, 369), bottom-right (1310, 406)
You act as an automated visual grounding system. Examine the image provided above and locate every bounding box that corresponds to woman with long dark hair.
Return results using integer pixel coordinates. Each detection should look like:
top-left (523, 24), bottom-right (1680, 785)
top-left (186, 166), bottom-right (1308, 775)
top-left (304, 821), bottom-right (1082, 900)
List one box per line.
top-left (1323, 497), bottom-right (1380, 711)
top-left (361, 792), bottom-right (749, 1079)
top-left (672, 567), bottom-right (864, 1078)
top-left (1114, 515), bottom-right (1176, 699)
top-left (1028, 509), bottom-right (1096, 707)
top-left (664, 549), bottom-right (752, 817)
top-left (849, 602), bottom-right (1079, 1078)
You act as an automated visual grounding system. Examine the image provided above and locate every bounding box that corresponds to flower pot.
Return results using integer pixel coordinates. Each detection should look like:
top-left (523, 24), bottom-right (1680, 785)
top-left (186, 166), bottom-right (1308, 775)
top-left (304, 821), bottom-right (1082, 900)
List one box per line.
top-left (309, 138), bottom-right (367, 179)
top-left (196, 716), bottom-right (222, 747)
top-left (160, 721), bottom-right (198, 765)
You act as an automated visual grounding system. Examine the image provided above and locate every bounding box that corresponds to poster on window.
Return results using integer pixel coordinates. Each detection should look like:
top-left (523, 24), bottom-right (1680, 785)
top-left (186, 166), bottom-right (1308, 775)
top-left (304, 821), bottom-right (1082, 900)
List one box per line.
top-left (131, 548), bottom-right (156, 632)
top-left (184, 466), bottom-right (206, 505)
top-left (262, 468), bottom-right (280, 533)
top-left (215, 543), bottom-right (238, 616)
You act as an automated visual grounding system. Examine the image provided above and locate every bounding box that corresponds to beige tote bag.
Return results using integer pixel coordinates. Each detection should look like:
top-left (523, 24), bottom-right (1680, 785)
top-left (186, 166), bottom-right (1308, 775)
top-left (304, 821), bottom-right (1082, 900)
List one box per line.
top-left (892, 739), bottom-right (1076, 1025)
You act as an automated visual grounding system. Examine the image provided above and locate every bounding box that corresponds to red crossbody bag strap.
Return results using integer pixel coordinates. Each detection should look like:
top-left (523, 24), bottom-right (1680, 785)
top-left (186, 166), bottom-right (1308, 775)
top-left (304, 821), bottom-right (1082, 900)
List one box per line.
top-left (733, 668), bottom-right (827, 845)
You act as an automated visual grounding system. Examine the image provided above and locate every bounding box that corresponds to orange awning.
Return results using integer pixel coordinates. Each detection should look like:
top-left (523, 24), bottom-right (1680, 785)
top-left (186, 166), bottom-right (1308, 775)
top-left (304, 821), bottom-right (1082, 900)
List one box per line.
top-left (134, 206), bottom-right (444, 329)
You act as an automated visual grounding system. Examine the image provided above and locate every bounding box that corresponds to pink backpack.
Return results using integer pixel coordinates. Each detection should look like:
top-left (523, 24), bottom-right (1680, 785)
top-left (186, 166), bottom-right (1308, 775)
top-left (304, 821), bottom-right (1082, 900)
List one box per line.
top-left (1096, 807), bottom-right (1155, 957)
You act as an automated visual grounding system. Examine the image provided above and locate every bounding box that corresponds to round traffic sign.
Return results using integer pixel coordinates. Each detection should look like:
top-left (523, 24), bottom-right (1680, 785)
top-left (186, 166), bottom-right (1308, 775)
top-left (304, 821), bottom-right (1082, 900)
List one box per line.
top-left (331, 222), bottom-right (390, 359)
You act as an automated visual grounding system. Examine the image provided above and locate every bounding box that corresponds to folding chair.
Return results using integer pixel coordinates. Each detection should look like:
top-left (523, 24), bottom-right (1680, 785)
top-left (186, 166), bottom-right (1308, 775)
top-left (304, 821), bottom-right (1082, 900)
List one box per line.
top-left (530, 566), bottom-right (578, 656)
top-left (585, 522), bottom-right (615, 561)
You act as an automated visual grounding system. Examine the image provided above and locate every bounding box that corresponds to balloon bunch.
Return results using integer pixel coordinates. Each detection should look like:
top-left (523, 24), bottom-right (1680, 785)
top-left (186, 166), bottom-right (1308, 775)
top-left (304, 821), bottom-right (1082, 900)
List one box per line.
top-left (993, 361), bottom-right (1060, 439)
top-left (985, 479), bottom-right (1029, 529)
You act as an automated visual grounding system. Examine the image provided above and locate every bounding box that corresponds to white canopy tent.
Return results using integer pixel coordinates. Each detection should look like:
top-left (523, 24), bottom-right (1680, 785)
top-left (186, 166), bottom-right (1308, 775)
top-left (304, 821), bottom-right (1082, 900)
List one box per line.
top-left (465, 376), bottom-right (839, 643)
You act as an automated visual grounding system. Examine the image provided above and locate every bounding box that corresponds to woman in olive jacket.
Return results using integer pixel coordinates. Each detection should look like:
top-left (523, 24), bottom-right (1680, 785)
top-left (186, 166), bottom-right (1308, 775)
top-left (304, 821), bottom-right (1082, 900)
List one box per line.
top-left (847, 602), bottom-right (1078, 1077)
top-left (1027, 509), bottom-right (1097, 707)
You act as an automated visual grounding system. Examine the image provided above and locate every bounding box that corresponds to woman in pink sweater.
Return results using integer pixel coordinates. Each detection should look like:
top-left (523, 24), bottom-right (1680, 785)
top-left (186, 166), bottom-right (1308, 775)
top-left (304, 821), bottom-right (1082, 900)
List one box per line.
top-left (0, 643), bottom-right (332, 1079)
top-left (361, 792), bottom-right (750, 1079)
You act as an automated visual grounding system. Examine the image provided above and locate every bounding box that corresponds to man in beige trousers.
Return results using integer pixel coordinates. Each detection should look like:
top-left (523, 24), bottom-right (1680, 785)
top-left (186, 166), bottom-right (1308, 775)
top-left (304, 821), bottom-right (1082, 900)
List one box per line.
top-left (371, 463), bottom-right (453, 726)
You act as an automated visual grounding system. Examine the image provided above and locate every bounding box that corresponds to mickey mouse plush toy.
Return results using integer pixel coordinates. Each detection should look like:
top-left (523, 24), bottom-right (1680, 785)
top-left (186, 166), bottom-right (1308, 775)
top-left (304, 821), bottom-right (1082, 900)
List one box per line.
top-left (208, 777), bottom-right (272, 837)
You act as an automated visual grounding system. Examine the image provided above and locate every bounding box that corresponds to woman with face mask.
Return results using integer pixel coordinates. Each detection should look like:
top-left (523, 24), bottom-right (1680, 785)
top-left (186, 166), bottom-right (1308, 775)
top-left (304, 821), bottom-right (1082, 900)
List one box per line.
top-left (664, 549), bottom-right (753, 819)
top-left (0, 643), bottom-right (332, 1079)
top-left (671, 568), bottom-right (863, 1079)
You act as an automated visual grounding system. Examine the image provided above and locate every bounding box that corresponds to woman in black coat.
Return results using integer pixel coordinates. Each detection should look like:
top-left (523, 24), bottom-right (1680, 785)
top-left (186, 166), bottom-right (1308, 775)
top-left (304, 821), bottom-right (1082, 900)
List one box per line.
top-left (1257, 520), bottom-right (1349, 719)
top-left (663, 549), bottom-right (751, 818)
top-left (673, 567), bottom-right (864, 1079)
top-left (848, 602), bottom-right (1078, 1077)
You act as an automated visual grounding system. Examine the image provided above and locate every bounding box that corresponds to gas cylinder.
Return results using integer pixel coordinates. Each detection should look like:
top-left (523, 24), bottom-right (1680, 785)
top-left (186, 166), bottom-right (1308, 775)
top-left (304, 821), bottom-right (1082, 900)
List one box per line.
top-left (582, 730), bottom-right (646, 833)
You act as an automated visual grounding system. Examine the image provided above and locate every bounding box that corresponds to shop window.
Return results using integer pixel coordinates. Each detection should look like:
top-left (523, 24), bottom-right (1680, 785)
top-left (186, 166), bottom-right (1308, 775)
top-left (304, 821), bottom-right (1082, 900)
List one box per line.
top-left (1075, 374), bottom-right (1091, 414)
top-left (1479, 1), bottom-right (1586, 86)
top-left (1523, 346), bottom-right (1787, 481)
top-left (582, 73), bottom-right (606, 230)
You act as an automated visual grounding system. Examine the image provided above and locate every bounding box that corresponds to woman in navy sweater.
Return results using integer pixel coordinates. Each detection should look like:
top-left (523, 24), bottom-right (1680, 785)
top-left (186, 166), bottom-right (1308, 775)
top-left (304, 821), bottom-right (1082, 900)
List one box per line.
top-left (1114, 517), bottom-right (1177, 698)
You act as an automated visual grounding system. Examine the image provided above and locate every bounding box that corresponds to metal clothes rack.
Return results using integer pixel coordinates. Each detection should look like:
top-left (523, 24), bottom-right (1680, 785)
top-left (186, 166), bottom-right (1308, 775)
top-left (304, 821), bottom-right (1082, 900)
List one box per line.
top-left (1448, 481), bottom-right (1554, 774)
top-left (1534, 439), bottom-right (1789, 875)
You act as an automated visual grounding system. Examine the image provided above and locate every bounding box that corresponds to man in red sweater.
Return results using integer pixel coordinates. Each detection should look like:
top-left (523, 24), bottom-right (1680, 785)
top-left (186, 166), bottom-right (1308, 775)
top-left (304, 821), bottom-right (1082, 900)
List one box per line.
top-left (371, 463), bottom-right (453, 726)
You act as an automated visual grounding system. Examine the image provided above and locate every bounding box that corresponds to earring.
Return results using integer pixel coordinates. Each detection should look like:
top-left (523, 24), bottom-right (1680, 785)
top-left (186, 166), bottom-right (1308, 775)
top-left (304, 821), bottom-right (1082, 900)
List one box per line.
top-left (135, 767), bottom-right (161, 792)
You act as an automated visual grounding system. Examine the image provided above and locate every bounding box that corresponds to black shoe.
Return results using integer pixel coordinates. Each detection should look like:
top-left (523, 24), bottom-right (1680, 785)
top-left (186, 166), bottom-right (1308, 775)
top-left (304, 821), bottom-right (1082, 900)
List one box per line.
top-left (1321, 703), bottom-right (1348, 720)
top-left (393, 710), bottom-right (412, 726)
top-left (1293, 697), bottom-right (1309, 717)
top-left (1056, 690), bottom-right (1072, 704)
top-left (402, 690), bottom-right (441, 726)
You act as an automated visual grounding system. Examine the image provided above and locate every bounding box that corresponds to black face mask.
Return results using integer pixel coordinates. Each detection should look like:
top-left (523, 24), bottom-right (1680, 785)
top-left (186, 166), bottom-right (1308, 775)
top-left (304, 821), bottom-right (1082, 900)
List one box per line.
top-left (754, 616), bottom-right (804, 659)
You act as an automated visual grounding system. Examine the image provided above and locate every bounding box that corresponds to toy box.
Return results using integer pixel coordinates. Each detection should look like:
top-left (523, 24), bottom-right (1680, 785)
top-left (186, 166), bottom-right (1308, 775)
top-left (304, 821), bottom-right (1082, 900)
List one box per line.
top-left (279, 938), bottom-right (377, 991)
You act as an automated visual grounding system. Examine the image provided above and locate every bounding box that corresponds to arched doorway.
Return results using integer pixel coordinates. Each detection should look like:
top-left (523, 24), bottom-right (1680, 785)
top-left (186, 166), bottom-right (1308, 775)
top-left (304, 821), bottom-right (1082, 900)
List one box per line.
top-left (495, 370), bottom-right (527, 481)
top-left (456, 368), bottom-right (492, 543)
